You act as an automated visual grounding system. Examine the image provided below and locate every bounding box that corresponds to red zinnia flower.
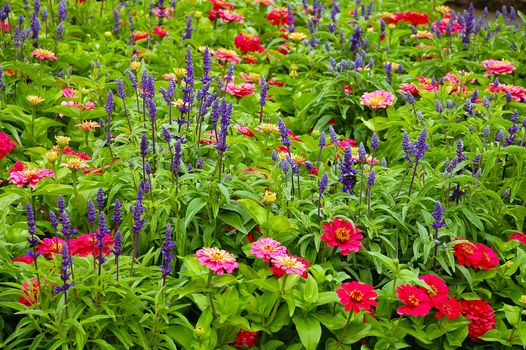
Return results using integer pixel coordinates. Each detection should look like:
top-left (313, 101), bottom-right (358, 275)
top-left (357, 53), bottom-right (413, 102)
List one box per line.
top-left (132, 30), bottom-right (149, 41)
top-left (321, 218), bottom-right (363, 256)
top-left (12, 255), bottom-right (35, 264)
top-left (234, 33), bottom-right (264, 53)
top-left (236, 124), bottom-right (255, 137)
top-left (396, 284), bottom-right (432, 317)
top-left (435, 297), bottom-right (462, 320)
top-left (233, 329), bottom-right (258, 348)
top-left (453, 240), bottom-right (483, 268)
top-left (418, 274), bottom-right (449, 305)
top-left (70, 233), bottom-right (114, 257)
top-left (0, 132), bottom-right (16, 159)
top-left (337, 138), bottom-right (357, 151)
top-left (153, 27), bottom-right (168, 38)
top-left (460, 299), bottom-right (496, 341)
top-left (37, 237), bottom-right (65, 258)
top-left (336, 281), bottom-right (378, 313)
top-left (242, 54), bottom-right (259, 64)
top-left (509, 232), bottom-right (526, 245)
top-left (474, 243), bottom-right (499, 270)
top-left (62, 146), bottom-right (91, 160)
top-left (266, 7), bottom-right (290, 26)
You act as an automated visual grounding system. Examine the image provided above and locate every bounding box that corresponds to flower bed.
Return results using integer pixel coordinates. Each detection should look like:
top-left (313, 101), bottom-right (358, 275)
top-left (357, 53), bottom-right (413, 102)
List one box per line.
top-left (0, 0), bottom-right (525, 349)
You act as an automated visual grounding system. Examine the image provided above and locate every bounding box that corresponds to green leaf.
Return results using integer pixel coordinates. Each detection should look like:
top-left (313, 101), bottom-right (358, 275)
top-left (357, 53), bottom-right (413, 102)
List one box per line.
top-left (304, 275), bottom-right (318, 304)
top-left (184, 198), bottom-right (207, 228)
top-left (341, 323), bottom-right (372, 344)
top-left (237, 198), bottom-right (267, 225)
top-left (292, 313), bottom-right (321, 350)
top-left (262, 215), bottom-right (292, 232)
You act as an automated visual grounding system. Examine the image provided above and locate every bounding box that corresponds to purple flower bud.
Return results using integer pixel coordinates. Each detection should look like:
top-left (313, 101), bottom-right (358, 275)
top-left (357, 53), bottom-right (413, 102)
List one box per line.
top-left (49, 210), bottom-right (59, 230)
top-left (160, 224), bottom-right (176, 278)
top-left (412, 128), bottom-right (428, 160)
top-left (140, 134), bottom-right (148, 158)
top-left (196, 157), bottom-right (203, 169)
top-left (106, 90), bottom-right (114, 115)
top-left (271, 150), bottom-right (278, 162)
top-left (26, 203), bottom-right (37, 237)
top-left (358, 142), bottom-right (366, 163)
top-left (260, 75), bottom-right (267, 107)
top-left (162, 127), bottom-right (171, 144)
top-left (58, 0), bottom-right (67, 21)
top-left (371, 132), bottom-right (379, 150)
top-left (126, 69), bottom-right (138, 89)
top-left (116, 78), bottom-right (126, 99)
top-left (431, 201), bottom-right (446, 230)
top-left (494, 130), bottom-right (504, 142)
top-left (328, 125), bottom-right (338, 144)
top-left (182, 15), bottom-right (193, 40)
top-left (339, 145), bottom-right (357, 193)
top-left (319, 172), bottom-right (329, 194)
top-left (278, 118), bottom-right (290, 148)
top-left (367, 169), bottom-right (376, 186)
top-left (87, 198), bottom-right (96, 224)
top-left (97, 188), bottom-right (105, 211)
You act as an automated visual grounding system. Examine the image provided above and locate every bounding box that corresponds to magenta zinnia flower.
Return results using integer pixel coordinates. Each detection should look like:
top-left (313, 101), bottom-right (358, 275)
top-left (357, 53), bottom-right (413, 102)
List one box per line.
top-left (360, 90), bottom-right (395, 109)
top-left (250, 237), bottom-right (287, 263)
top-left (271, 254), bottom-right (307, 276)
top-left (396, 284), bottom-right (432, 317)
top-left (8, 161), bottom-right (55, 188)
top-left (196, 247), bottom-right (238, 275)
top-left (321, 218), bottom-right (363, 256)
top-left (336, 281), bottom-right (378, 313)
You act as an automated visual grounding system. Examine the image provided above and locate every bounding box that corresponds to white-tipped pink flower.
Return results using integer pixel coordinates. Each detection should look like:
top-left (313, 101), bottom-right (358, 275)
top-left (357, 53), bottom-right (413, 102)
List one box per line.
top-left (250, 238), bottom-right (287, 263)
top-left (360, 90), bottom-right (395, 109)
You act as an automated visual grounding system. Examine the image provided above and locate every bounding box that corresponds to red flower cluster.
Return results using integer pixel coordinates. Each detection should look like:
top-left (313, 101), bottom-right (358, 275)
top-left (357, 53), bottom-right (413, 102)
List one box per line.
top-left (460, 299), bottom-right (496, 341)
top-left (233, 329), bottom-right (258, 348)
top-left (385, 12), bottom-right (429, 26)
top-left (61, 146), bottom-right (91, 160)
top-left (453, 240), bottom-right (500, 270)
top-left (396, 275), bottom-right (462, 320)
top-left (0, 132), bottom-right (16, 159)
top-left (234, 33), bottom-right (264, 53)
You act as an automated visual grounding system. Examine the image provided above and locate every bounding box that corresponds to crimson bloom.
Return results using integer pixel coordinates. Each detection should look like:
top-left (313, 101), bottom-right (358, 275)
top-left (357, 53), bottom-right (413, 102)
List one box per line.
top-left (399, 83), bottom-right (419, 96)
top-left (12, 255), bottom-right (35, 264)
top-left (460, 299), bottom-right (496, 341)
top-left (236, 124), bottom-right (255, 137)
top-left (321, 218), bottom-right (363, 256)
top-left (234, 33), bottom-right (264, 53)
top-left (70, 233), bottom-right (114, 257)
top-left (233, 329), bottom-right (258, 348)
top-left (266, 7), bottom-right (290, 26)
top-left (396, 284), bottom-right (432, 317)
top-left (8, 161), bottom-right (55, 188)
top-left (336, 281), bottom-right (378, 313)
top-left (453, 240), bottom-right (483, 268)
top-left (509, 232), bottom-right (526, 245)
top-left (418, 274), bottom-right (448, 305)
top-left (435, 297), bottom-right (462, 320)
top-left (153, 27), bottom-right (168, 38)
top-left (0, 132), bottom-right (16, 159)
top-left (196, 247), bottom-right (238, 275)
top-left (474, 243), bottom-right (500, 270)
top-left (37, 237), bottom-right (65, 258)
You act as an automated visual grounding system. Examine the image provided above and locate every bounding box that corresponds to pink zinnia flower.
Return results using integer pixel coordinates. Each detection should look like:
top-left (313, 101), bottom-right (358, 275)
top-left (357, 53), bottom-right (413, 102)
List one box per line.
top-left (336, 281), bottom-right (378, 313)
top-left (359, 90), bottom-right (395, 109)
top-left (418, 76), bottom-right (438, 92)
top-left (482, 59), bottom-right (516, 76)
top-left (37, 237), bottom-right (65, 258)
top-left (0, 132), bottom-right (16, 159)
top-left (218, 9), bottom-right (244, 23)
top-left (399, 83), bottom-right (419, 95)
top-left (196, 247), bottom-right (238, 275)
top-left (8, 161), bottom-right (55, 188)
top-left (224, 82), bottom-right (256, 98)
top-left (321, 218), bottom-right (363, 256)
top-left (270, 254), bottom-right (308, 278)
top-left (396, 284), bottom-right (432, 317)
top-left (271, 254), bottom-right (307, 276)
top-left (250, 237), bottom-right (287, 262)
top-left (474, 243), bottom-right (500, 270)
top-left (213, 48), bottom-right (241, 65)
top-left (31, 48), bottom-right (58, 61)
top-left (61, 87), bottom-right (76, 98)
top-left (487, 83), bottom-right (526, 102)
